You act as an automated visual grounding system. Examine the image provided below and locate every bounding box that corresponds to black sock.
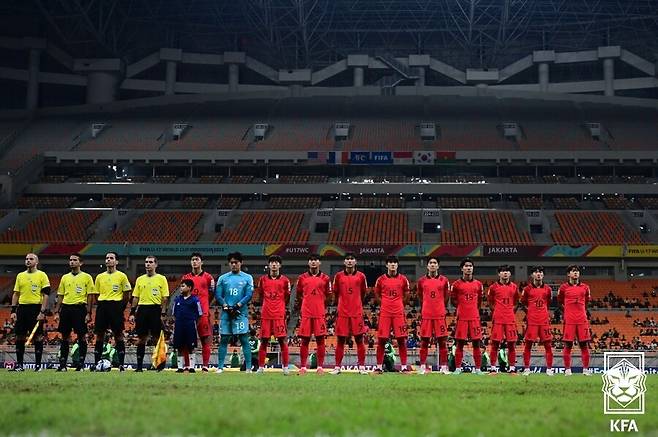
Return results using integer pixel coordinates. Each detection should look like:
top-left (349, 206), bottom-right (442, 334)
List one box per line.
top-left (136, 344), bottom-right (146, 369)
top-left (94, 340), bottom-right (103, 364)
top-left (60, 340), bottom-right (70, 366)
top-left (34, 341), bottom-right (43, 367)
top-left (116, 340), bottom-right (125, 366)
top-left (16, 340), bottom-right (25, 366)
top-left (78, 340), bottom-right (87, 368)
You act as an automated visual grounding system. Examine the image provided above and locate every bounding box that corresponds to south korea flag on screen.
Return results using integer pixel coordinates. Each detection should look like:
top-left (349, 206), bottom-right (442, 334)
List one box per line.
top-left (414, 151), bottom-right (435, 165)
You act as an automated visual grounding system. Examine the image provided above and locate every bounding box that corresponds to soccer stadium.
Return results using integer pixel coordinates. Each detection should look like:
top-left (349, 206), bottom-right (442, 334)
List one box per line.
top-left (0, 0), bottom-right (657, 435)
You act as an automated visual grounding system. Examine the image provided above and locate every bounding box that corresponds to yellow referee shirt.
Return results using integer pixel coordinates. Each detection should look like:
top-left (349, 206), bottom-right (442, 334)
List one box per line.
top-left (58, 271), bottom-right (95, 305)
top-left (14, 270), bottom-right (50, 305)
top-left (133, 273), bottom-right (169, 305)
top-left (92, 271), bottom-right (132, 302)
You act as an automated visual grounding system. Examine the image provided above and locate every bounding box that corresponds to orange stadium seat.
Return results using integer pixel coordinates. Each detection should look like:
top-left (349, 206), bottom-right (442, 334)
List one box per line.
top-left (328, 211), bottom-right (417, 244)
top-left (440, 211), bottom-right (533, 245)
top-left (0, 211), bottom-right (101, 243)
top-left (551, 212), bottom-right (645, 245)
top-left (217, 212), bottom-right (310, 244)
top-left (108, 211), bottom-right (203, 243)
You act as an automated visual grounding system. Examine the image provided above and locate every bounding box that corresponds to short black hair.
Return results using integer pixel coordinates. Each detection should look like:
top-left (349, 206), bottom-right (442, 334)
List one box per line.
top-left (227, 252), bottom-right (243, 262)
top-left (530, 265), bottom-right (544, 273)
top-left (566, 264), bottom-right (581, 273)
top-left (426, 256), bottom-right (439, 265)
top-left (308, 253), bottom-right (320, 261)
top-left (191, 252), bottom-right (203, 260)
top-left (70, 253), bottom-right (83, 261)
top-left (180, 279), bottom-right (194, 289)
top-left (106, 252), bottom-right (119, 260)
top-left (268, 255), bottom-right (282, 264)
top-left (344, 252), bottom-right (356, 260)
top-left (145, 255), bottom-right (158, 264)
top-left (497, 264), bottom-right (512, 273)
top-left (459, 257), bottom-right (474, 268)
top-left (385, 255), bottom-right (399, 264)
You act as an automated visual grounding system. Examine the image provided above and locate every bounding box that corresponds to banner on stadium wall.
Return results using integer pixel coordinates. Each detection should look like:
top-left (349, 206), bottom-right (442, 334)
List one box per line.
top-left (423, 244), bottom-right (480, 257)
top-left (482, 245), bottom-right (548, 257)
top-left (625, 245), bottom-right (658, 257)
top-left (0, 244), bottom-right (47, 256)
top-left (39, 244), bottom-right (88, 256)
top-left (80, 244), bottom-right (264, 257)
top-left (265, 244), bottom-right (318, 257)
top-left (413, 151), bottom-right (435, 165)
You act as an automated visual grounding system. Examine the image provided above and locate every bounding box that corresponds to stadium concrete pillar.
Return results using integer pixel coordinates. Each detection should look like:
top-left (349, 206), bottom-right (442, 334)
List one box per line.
top-left (533, 51), bottom-right (555, 93)
top-left (347, 55), bottom-right (369, 87)
top-left (353, 67), bottom-right (364, 87)
top-left (160, 49), bottom-right (182, 95)
top-left (598, 46), bottom-right (620, 97)
top-left (74, 58), bottom-right (124, 104)
top-left (416, 67), bottom-right (426, 86)
top-left (408, 55), bottom-right (430, 87)
top-left (23, 38), bottom-right (46, 111)
top-left (224, 52), bottom-right (246, 92)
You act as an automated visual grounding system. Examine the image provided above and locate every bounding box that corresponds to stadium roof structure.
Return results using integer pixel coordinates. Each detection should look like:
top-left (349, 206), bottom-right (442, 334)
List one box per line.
top-left (1, 0), bottom-right (657, 70)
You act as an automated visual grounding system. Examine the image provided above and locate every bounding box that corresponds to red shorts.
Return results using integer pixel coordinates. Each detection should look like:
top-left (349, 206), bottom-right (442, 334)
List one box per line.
top-left (490, 323), bottom-right (518, 342)
top-left (196, 314), bottom-right (212, 338)
top-left (335, 315), bottom-right (367, 337)
top-left (524, 324), bottom-right (552, 343)
top-left (377, 314), bottom-right (407, 339)
top-left (562, 323), bottom-right (591, 342)
top-left (298, 317), bottom-right (327, 337)
top-left (260, 318), bottom-right (287, 339)
top-left (454, 319), bottom-right (482, 341)
top-left (420, 318), bottom-right (448, 339)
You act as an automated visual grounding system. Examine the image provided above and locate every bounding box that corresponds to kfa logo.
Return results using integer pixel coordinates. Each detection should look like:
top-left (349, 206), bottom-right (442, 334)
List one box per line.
top-left (602, 352), bottom-right (646, 433)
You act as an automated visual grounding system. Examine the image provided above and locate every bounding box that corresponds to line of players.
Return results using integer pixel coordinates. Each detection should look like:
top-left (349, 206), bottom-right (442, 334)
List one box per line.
top-left (8, 251), bottom-right (593, 376)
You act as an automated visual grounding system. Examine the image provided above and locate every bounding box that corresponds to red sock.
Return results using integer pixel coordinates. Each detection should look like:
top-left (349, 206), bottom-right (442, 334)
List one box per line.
top-left (563, 345), bottom-right (572, 369)
top-left (455, 343), bottom-right (464, 369)
top-left (258, 341), bottom-right (268, 367)
top-left (279, 339), bottom-right (289, 367)
top-left (202, 342), bottom-right (211, 367)
top-left (524, 342), bottom-right (533, 367)
top-left (376, 338), bottom-right (386, 366)
top-left (508, 344), bottom-right (516, 368)
top-left (544, 342), bottom-right (553, 368)
top-left (580, 344), bottom-right (590, 369)
top-left (419, 338), bottom-right (429, 365)
top-left (300, 338), bottom-right (310, 368)
top-left (183, 350), bottom-right (190, 367)
top-left (472, 344), bottom-right (482, 369)
top-left (489, 342), bottom-right (499, 367)
top-left (335, 337), bottom-right (345, 367)
top-left (316, 336), bottom-right (326, 367)
top-left (356, 338), bottom-right (366, 366)
top-left (397, 338), bottom-right (407, 366)
top-left (438, 338), bottom-right (448, 367)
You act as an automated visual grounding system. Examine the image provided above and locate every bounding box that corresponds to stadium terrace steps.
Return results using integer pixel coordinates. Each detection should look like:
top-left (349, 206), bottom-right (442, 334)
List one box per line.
top-left (439, 211), bottom-right (534, 245)
top-left (77, 119), bottom-right (167, 151)
top-left (328, 211), bottom-right (418, 245)
top-left (216, 211), bottom-right (310, 244)
top-left (0, 211), bottom-right (102, 243)
top-left (550, 211), bottom-right (645, 245)
top-left (107, 211), bottom-right (204, 243)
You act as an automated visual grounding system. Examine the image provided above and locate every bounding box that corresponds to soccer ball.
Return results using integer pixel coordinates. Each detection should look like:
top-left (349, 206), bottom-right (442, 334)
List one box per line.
top-left (95, 359), bottom-right (112, 372)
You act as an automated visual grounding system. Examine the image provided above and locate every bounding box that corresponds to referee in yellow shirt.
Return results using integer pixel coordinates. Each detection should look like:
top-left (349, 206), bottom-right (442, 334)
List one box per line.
top-left (90, 252), bottom-right (132, 371)
top-left (10, 253), bottom-right (50, 371)
top-left (129, 255), bottom-right (170, 372)
top-left (53, 253), bottom-right (95, 371)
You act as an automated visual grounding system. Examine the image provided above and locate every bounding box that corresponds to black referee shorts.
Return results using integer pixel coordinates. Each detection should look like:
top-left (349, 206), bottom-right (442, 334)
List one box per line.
top-left (59, 304), bottom-right (88, 337)
top-left (94, 301), bottom-right (125, 335)
top-left (135, 305), bottom-right (162, 338)
top-left (15, 304), bottom-right (42, 337)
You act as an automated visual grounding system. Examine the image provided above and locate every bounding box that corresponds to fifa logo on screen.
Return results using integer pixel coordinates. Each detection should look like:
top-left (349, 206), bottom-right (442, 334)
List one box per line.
top-left (601, 352), bottom-right (646, 415)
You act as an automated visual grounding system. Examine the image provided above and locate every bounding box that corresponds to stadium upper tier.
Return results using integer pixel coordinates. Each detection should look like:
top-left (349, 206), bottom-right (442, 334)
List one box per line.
top-left (0, 208), bottom-right (653, 245)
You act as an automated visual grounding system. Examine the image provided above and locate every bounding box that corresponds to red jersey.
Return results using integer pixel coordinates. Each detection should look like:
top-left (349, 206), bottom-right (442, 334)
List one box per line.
top-left (296, 271), bottom-right (332, 318)
top-left (374, 273), bottom-right (409, 316)
top-left (557, 282), bottom-right (591, 324)
top-left (487, 281), bottom-right (519, 324)
top-left (417, 274), bottom-right (449, 319)
top-left (258, 274), bottom-right (291, 319)
top-left (181, 271), bottom-right (215, 315)
top-left (521, 282), bottom-right (552, 325)
top-left (333, 270), bottom-right (367, 317)
top-left (451, 278), bottom-right (483, 321)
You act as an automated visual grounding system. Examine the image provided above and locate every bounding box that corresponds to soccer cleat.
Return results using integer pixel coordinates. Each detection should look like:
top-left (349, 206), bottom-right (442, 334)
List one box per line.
top-left (119, 366), bottom-right (126, 372)
top-left (201, 367), bottom-right (209, 373)
top-left (316, 367), bottom-right (324, 374)
top-left (546, 368), bottom-right (554, 376)
top-left (245, 369), bottom-right (252, 374)
top-left (188, 368), bottom-right (196, 374)
top-left (135, 368), bottom-right (143, 373)
top-left (373, 368), bottom-right (383, 375)
top-left (255, 368), bottom-right (265, 374)
top-left (34, 367), bottom-right (43, 372)
top-left (176, 368), bottom-right (185, 373)
top-left (582, 369), bottom-right (592, 376)
top-left (10, 366), bottom-right (24, 372)
top-left (298, 367), bottom-right (307, 375)
top-left (508, 366), bottom-right (516, 373)
top-left (215, 368), bottom-right (224, 374)
top-left (417, 367), bottom-right (426, 375)
top-left (522, 368), bottom-right (531, 376)
top-left (564, 369), bottom-right (572, 376)
top-left (474, 369), bottom-right (484, 375)
top-left (400, 367), bottom-right (411, 374)
top-left (440, 366), bottom-right (451, 375)
top-left (358, 367), bottom-right (369, 375)
top-left (452, 368), bottom-right (463, 375)
top-left (56, 366), bottom-right (67, 372)
top-left (330, 367), bottom-right (341, 375)
top-left (283, 366), bottom-right (290, 376)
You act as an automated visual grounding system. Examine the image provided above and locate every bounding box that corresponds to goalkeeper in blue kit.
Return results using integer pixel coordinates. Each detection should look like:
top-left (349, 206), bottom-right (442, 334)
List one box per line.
top-left (215, 252), bottom-right (254, 373)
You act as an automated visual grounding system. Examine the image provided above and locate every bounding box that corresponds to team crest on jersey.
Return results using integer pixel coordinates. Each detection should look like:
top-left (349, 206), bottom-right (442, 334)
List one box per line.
top-left (152, 287), bottom-right (159, 296)
top-left (602, 352), bottom-right (646, 414)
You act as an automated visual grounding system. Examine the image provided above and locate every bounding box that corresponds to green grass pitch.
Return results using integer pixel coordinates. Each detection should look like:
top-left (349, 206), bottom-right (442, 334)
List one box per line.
top-left (0, 370), bottom-right (656, 436)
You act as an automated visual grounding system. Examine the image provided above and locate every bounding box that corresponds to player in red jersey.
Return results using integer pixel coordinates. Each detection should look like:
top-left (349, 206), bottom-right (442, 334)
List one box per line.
top-left (255, 255), bottom-right (291, 375)
top-left (373, 255), bottom-right (410, 374)
top-left (180, 252), bottom-right (215, 371)
top-left (451, 258), bottom-right (484, 375)
top-left (557, 265), bottom-right (592, 376)
top-left (416, 256), bottom-right (450, 375)
top-left (331, 253), bottom-right (368, 375)
top-left (520, 265), bottom-right (554, 376)
top-left (487, 265), bottom-right (520, 373)
top-left (295, 253), bottom-right (332, 375)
